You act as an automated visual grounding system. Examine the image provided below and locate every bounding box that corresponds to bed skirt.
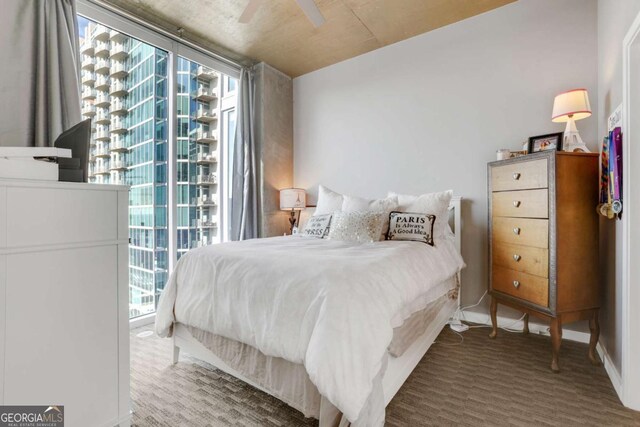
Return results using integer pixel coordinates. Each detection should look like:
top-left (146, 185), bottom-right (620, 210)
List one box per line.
top-left (179, 286), bottom-right (456, 424)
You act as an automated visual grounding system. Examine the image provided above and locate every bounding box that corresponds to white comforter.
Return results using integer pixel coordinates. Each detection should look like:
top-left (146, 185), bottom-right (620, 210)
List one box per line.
top-left (155, 236), bottom-right (465, 423)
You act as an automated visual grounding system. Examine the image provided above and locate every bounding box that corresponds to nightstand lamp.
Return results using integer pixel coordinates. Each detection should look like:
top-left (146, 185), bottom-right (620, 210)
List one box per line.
top-left (552, 88), bottom-right (592, 152)
top-left (280, 188), bottom-right (306, 234)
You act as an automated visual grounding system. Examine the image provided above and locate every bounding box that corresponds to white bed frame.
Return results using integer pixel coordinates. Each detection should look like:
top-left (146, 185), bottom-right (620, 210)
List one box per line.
top-left (172, 196), bottom-right (462, 412)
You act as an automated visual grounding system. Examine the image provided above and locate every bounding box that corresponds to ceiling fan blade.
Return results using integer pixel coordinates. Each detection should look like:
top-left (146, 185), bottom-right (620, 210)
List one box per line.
top-left (295, 0), bottom-right (325, 27)
top-left (239, 0), bottom-right (263, 23)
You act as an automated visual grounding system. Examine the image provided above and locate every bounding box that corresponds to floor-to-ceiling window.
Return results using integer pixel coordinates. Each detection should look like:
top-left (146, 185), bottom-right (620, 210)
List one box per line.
top-left (77, 11), bottom-right (238, 319)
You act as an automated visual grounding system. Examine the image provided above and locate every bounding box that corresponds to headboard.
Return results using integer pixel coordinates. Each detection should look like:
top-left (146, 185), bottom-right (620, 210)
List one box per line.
top-left (448, 196), bottom-right (462, 254)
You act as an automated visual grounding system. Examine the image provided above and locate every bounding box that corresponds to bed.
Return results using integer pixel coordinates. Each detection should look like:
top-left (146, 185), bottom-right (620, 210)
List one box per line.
top-left (155, 197), bottom-right (464, 426)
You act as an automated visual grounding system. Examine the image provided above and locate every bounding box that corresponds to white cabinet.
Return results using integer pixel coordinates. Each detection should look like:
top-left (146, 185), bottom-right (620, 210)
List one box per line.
top-left (0, 180), bottom-right (130, 427)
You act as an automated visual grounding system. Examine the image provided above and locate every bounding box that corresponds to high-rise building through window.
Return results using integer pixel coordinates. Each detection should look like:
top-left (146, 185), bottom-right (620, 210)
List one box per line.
top-left (78, 16), bottom-right (237, 319)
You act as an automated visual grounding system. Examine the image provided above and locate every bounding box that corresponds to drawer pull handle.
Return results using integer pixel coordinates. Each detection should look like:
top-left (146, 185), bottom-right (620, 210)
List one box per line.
top-left (513, 280), bottom-right (520, 289)
top-left (513, 227), bottom-right (521, 235)
top-left (513, 173), bottom-right (521, 180)
top-left (513, 254), bottom-right (521, 262)
top-left (513, 200), bottom-right (521, 207)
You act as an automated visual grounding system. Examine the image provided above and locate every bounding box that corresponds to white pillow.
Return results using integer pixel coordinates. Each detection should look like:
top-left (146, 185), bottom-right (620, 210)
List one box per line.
top-left (342, 195), bottom-right (399, 240)
top-left (314, 185), bottom-right (344, 216)
top-left (388, 190), bottom-right (453, 239)
top-left (327, 211), bottom-right (385, 243)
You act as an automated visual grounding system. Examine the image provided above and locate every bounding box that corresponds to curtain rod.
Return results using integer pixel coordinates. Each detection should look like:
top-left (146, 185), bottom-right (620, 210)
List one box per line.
top-left (84, 0), bottom-right (249, 71)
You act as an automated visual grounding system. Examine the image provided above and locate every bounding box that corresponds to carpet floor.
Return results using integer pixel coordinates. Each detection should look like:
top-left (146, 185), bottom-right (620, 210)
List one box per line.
top-left (131, 325), bottom-right (640, 426)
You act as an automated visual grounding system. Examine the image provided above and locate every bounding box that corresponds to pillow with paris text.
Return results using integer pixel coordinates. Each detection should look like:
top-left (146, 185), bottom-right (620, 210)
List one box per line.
top-left (387, 211), bottom-right (436, 246)
top-left (301, 214), bottom-right (332, 238)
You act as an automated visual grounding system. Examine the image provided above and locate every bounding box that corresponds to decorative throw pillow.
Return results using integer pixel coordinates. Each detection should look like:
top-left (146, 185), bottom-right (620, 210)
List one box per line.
top-left (387, 190), bottom-right (452, 239)
top-left (342, 195), bottom-right (399, 240)
top-left (314, 185), bottom-right (344, 216)
top-left (301, 214), bottom-right (332, 238)
top-left (387, 212), bottom-right (436, 246)
top-left (327, 211), bottom-right (385, 243)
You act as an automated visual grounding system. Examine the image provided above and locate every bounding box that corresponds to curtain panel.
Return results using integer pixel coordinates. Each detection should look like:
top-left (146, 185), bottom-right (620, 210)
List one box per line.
top-left (0, 0), bottom-right (81, 147)
top-left (230, 67), bottom-right (259, 241)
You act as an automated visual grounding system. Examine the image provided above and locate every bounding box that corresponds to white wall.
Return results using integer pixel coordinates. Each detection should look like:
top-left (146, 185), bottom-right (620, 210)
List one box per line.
top-left (293, 0), bottom-right (598, 321)
top-left (597, 0), bottom-right (640, 375)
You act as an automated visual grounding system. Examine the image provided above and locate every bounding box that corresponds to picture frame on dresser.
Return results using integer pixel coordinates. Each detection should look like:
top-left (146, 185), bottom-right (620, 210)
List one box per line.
top-left (527, 132), bottom-right (564, 153)
top-left (487, 150), bottom-right (600, 372)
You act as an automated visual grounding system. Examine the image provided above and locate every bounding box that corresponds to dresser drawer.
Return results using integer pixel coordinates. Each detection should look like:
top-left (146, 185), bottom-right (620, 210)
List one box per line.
top-left (492, 266), bottom-right (549, 307)
top-left (491, 159), bottom-right (548, 191)
top-left (4, 186), bottom-right (119, 248)
top-left (492, 242), bottom-right (548, 278)
top-left (492, 189), bottom-right (548, 218)
top-left (492, 217), bottom-right (548, 248)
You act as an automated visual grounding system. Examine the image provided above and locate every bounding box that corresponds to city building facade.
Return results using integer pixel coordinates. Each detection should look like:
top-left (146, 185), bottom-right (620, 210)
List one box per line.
top-left (79, 19), bottom-right (236, 318)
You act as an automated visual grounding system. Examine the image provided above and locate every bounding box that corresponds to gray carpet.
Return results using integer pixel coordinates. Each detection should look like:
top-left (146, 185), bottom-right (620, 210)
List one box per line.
top-left (131, 325), bottom-right (640, 426)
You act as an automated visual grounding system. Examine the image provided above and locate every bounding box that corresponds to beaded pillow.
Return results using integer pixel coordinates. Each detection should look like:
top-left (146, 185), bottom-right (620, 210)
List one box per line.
top-left (327, 211), bottom-right (385, 243)
top-left (387, 212), bottom-right (436, 246)
top-left (342, 195), bottom-right (399, 241)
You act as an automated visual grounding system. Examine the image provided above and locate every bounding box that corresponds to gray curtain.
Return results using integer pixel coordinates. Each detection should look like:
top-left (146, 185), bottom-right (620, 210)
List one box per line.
top-left (0, 0), bottom-right (81, 147)
top-left (230, 67), bottom-right (259, 241)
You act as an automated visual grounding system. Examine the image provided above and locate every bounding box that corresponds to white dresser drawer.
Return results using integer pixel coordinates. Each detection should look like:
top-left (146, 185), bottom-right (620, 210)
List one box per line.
top-left (4, 186), bottom-right (119, 248)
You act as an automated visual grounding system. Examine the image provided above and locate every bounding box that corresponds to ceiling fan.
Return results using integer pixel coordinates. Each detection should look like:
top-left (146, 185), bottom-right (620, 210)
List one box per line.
top-left (239, 0), bottom-right (326, 28)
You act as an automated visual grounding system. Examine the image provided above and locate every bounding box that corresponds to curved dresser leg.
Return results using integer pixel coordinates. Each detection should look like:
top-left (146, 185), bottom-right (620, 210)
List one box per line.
top-left (489, 297), bottom-right (498, 339)
top-left (550, 317), bottom-right (562, 373)
top-left (523, 313), bottom-right (530, 335)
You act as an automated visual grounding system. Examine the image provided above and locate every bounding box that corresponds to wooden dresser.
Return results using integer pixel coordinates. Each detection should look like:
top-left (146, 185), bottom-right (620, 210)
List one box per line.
top-left (487, 150), bottom-right (600, 372)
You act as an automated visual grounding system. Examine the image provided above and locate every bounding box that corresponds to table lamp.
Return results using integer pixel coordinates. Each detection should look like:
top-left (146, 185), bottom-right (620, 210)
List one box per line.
top-left (552, 88), bottom-right (592, 152)
top-left (280, 188), bottom-right (306, 234)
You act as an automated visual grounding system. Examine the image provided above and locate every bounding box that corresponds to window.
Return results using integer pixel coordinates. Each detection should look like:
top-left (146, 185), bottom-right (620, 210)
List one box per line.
top-left (77, 12), bottom-right (238, 319)
top-left (224, 75), bottom-right (237, 96)
top-left (223, 109), bottom-right (237, 239)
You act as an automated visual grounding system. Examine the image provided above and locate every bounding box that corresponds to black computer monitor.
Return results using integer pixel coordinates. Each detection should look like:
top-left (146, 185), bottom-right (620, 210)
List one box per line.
top-left (53, 118), bottom-right (91, 182)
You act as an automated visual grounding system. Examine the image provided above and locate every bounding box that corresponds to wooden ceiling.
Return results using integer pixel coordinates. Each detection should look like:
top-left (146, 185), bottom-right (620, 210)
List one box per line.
top-left (105, 0), bottom-right (516, 77)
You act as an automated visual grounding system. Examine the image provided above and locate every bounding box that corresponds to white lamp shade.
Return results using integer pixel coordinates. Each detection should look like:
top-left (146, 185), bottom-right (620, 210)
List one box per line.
top-left (280, 188), bottom-right (306, 210)
top-left (551, 89), bottom-right (591, 123)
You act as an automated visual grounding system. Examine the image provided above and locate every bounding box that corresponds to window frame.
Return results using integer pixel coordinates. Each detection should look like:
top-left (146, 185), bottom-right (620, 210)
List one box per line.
top-left (77, 0), bottom-right (240, 312)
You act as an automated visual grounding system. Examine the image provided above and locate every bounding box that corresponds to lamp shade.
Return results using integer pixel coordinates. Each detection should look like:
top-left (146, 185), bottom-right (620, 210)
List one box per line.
top-left (280, 188), bottom-right (306, 210)
top-left (551, 89), bottom-right (591, 123)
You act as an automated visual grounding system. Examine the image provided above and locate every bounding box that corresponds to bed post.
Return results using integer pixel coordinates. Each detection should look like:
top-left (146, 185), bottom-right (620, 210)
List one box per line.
top-left (448, 196), bottom-right (466, 332)
top-left (449, 196), bottom-right (462, 254)
top-left (172, 335), bottom-right (180, 364)
top-left (449, 196), bottom-right (462, 296)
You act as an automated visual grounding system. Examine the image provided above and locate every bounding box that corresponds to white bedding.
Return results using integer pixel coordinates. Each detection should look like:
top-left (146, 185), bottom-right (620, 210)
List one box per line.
top-left (155, 235), bottom-right (465, 423)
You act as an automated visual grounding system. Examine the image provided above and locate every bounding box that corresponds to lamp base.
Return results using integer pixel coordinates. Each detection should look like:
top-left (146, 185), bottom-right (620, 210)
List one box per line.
top-left (288, 210), bottom-right (297, 234)
top-left (562, 119), bottom-right (590, 153)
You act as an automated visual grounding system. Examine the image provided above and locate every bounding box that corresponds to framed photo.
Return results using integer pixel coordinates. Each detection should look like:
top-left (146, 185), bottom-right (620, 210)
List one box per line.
top-left (528, 132), bottom-right (563, 153)
top-left (509, 150), bottom-right (528, 158)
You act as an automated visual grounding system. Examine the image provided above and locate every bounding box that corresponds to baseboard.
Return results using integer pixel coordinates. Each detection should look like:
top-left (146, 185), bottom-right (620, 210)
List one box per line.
top-left (460, 310), bottom-right (590, 344)
top-left (129, 313), bottom-right (155, 329)
top-left (597, 341), bottom-right (623, 401)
